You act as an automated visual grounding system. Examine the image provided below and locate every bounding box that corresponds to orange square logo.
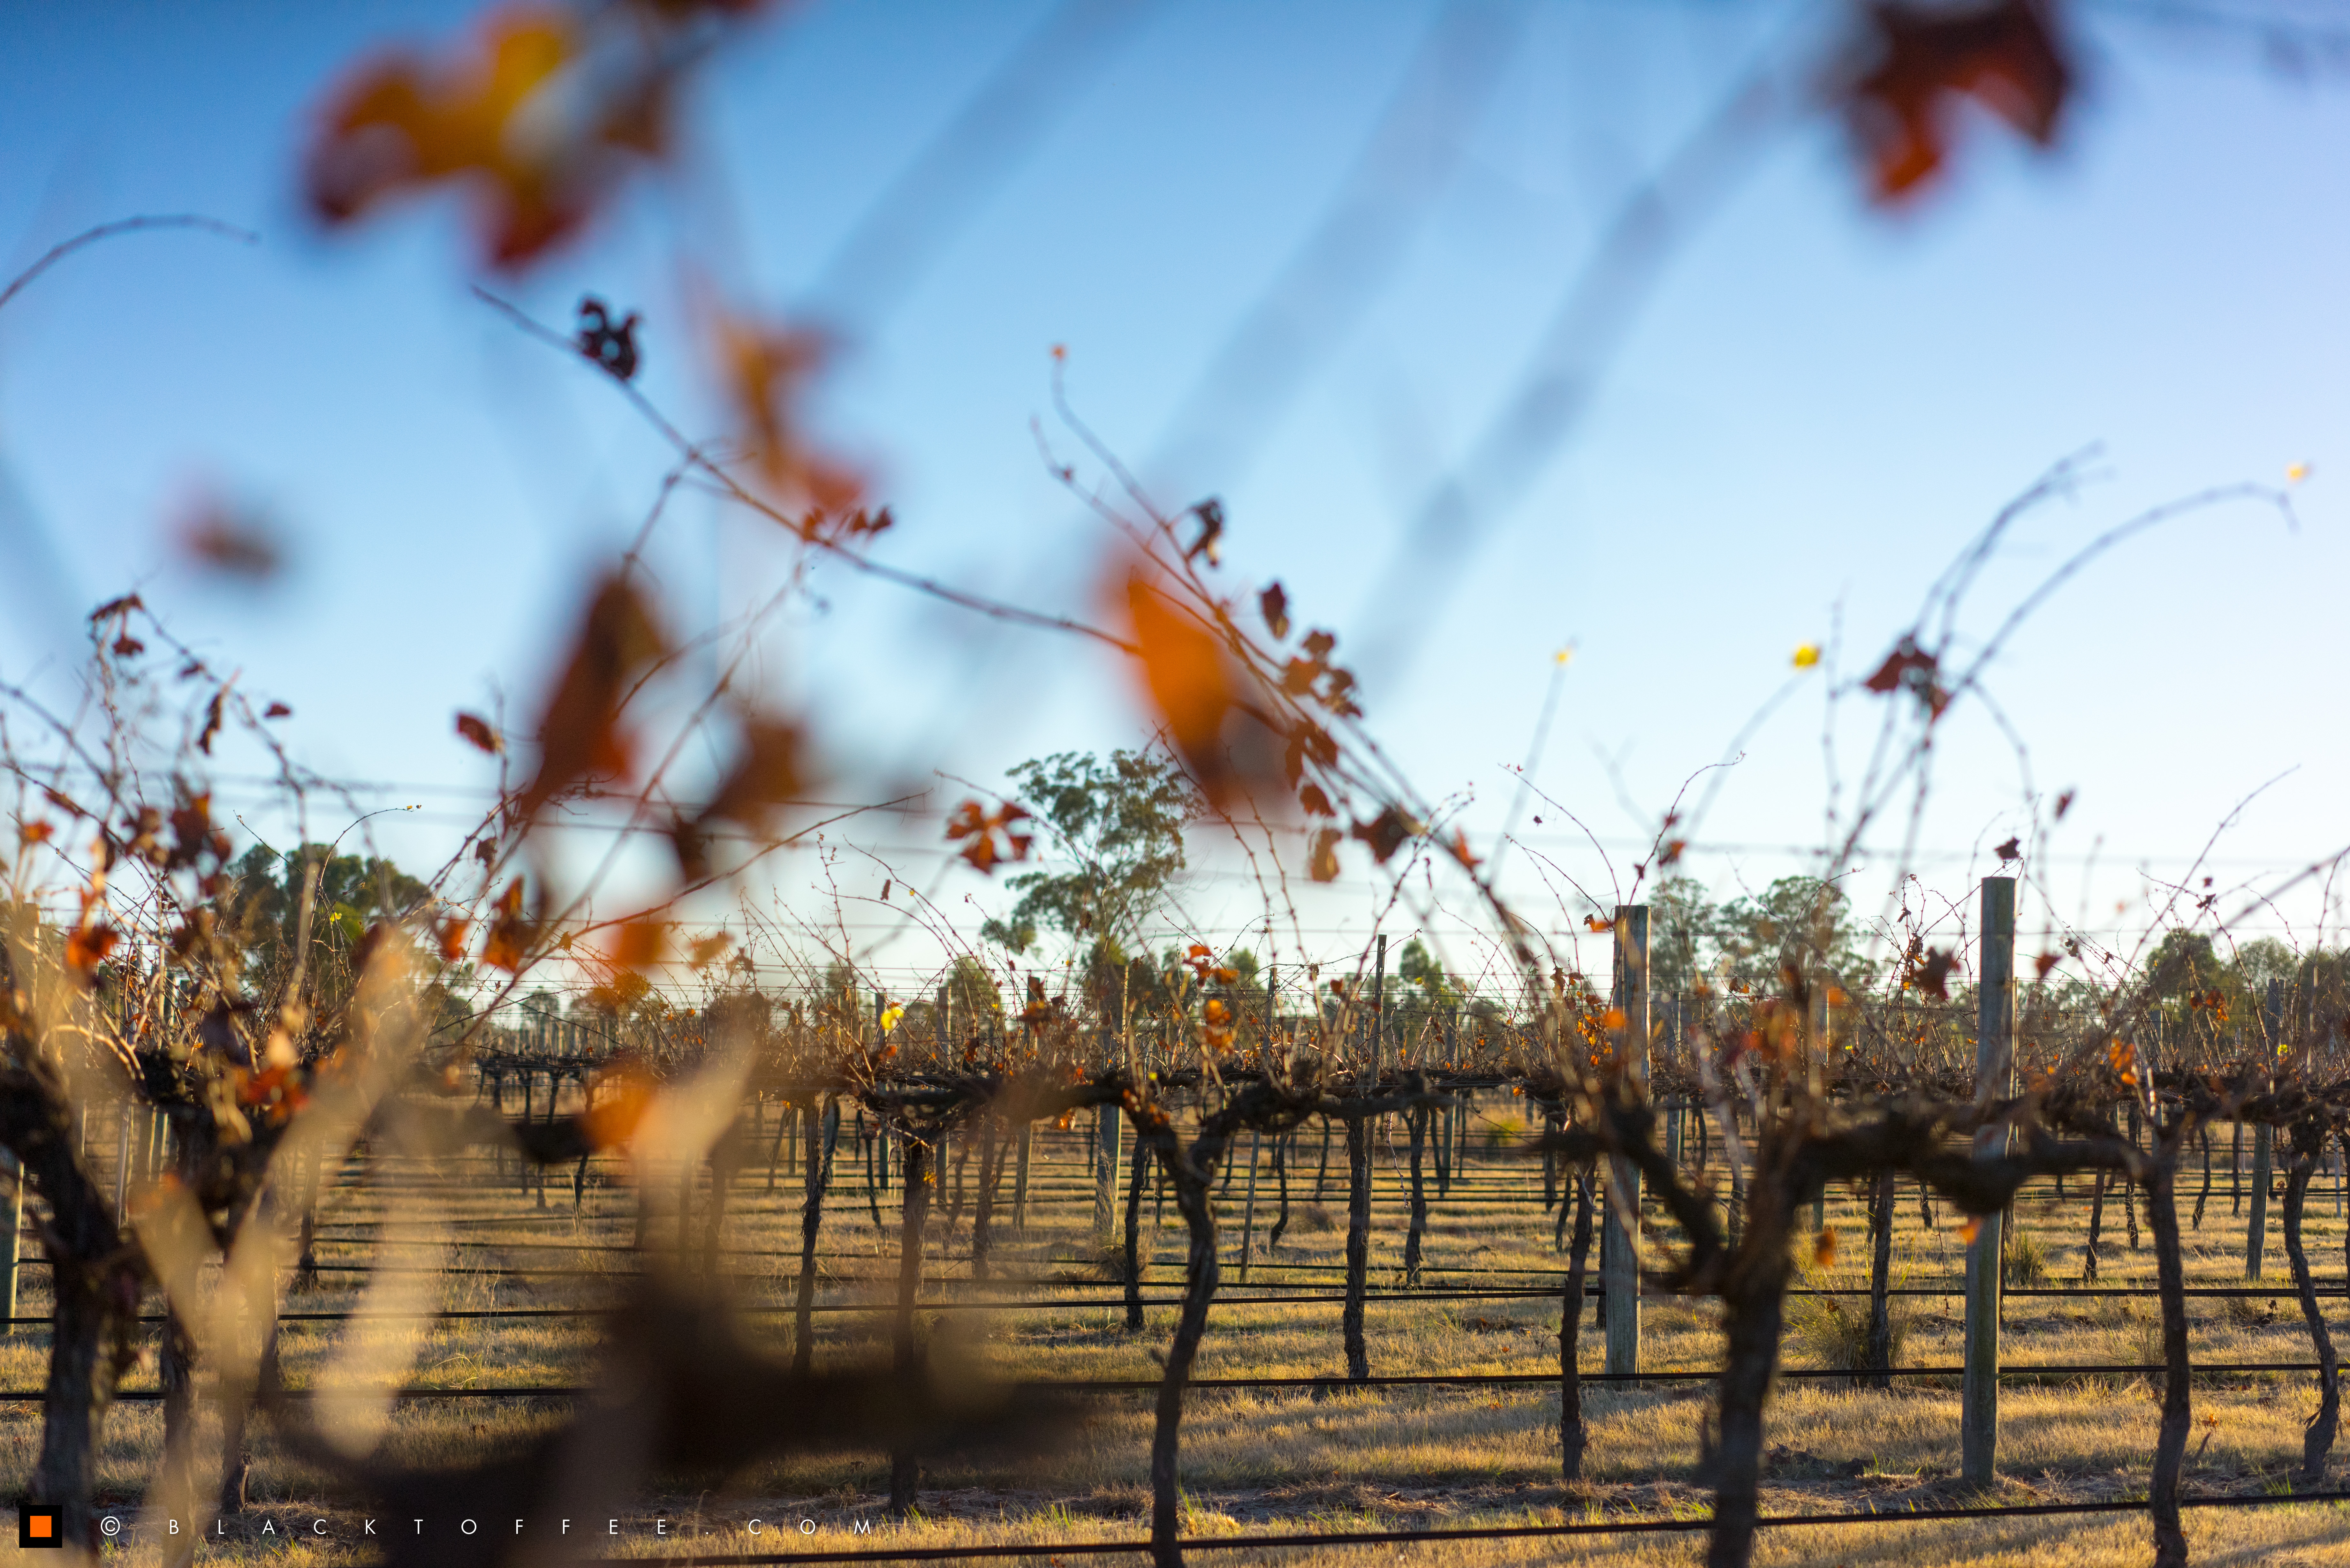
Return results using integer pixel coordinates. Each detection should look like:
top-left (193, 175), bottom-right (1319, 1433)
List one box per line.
top-left (20, 1505), bottom-right (64, 1547)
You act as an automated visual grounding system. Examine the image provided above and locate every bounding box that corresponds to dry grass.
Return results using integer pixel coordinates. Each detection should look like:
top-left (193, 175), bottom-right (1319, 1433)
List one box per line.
top-left (9, 1121), bottom-right (2350, 1564)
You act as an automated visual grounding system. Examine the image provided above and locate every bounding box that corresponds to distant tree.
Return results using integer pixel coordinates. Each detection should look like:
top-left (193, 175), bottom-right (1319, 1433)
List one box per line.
top-left (979, 750), bottom-right (1199, 955)
top-left (1647, 877), bottom-right (1714, 993)
top-left (1397, 937), bottom-right (1462, 1007)
top-left (1714, 875), bottom-right (1875, 992)
top-left (222, 841), bottom-right (431, 1021)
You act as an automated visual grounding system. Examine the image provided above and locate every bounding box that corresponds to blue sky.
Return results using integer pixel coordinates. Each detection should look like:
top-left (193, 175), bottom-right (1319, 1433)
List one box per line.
top-left (3, 0), bottom-right (2347, 995)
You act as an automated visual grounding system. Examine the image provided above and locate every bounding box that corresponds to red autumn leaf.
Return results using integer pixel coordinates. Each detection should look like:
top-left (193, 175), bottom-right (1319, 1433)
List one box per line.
top-left (1259, 581), bottom-right (1291, 640)
top-left (198, 686), bottom-right (229, 755)
top-left (455, 711), bottom-right (503, 754)
top-left (1282, 720), bottom-right (1338, 790)
top-left (112, 635), bottom-right (146, 659)
top-left (89, 593), bottom-right (143, 623)
top-left (1860, 635), bottom-right (1950, 718)
top-left (1994, 835), bottom-right (2021, 862)
top-left (1843, 0), bottom-right (2071, 202)
top-left (517, 573), bottom-right (666, 820)
top-left (181, 505), bottom-right (284, 579)
top-left (1350, 806), bottom-right (1412, 864)
top-left (435, 916), bottom-right (473, 964)
top-left (2034, 951), bottom-right (2060, 980)
top-left (945, 798), bottom-right (1033, 874)
top-left (1297, 783), bottom-right (1334, 818)
top-left (263, 702), bottom-right (292, 720)
top-left (1906, 945), bottom-right (1957, 999)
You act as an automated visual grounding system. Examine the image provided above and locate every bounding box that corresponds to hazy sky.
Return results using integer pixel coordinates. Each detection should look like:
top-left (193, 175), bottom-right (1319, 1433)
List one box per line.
top-left (4, 0), bottom-right (2347, 994)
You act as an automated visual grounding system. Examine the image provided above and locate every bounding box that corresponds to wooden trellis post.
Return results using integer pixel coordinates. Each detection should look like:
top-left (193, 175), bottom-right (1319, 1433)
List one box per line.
top-left (1963, 875), bottom-right (2016, 1489)
top-left (1, 1150), bottom-right (20, 1334)
top-left (1094, 1102), bottom-right (1121, 1249)
top-left (1605, 904), bottom-right (1648, 1377)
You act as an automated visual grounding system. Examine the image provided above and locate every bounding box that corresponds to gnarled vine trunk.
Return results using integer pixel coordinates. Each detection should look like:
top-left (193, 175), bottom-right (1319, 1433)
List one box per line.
top-left (888, 1134), bottom-right (932, 1514)
top-left (2147, 1159), bottom-right (2190, 1568)
top-left (1864, 1170), bottom-right (1895, 1389)
top-left (792, 1095), bottom-right (835, 1376)
top-left (1124, 1137), bottom-right (1151, 1331)
top-left (1343, 1114), bottom-right (1370, 1382)
top-left (2282, 1117), bottom-right (2339, 1485)
top-left (1560, 1164), bottom-right (1594, 1481)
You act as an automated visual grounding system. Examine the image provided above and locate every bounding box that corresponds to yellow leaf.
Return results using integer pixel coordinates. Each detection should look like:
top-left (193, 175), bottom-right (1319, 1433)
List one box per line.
top-left (1793, 642), bottom-right (1822, 669)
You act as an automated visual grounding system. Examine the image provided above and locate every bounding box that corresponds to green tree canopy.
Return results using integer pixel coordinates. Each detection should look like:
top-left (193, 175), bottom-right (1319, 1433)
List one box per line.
top-left (979, 750), bottom-right (1199, 955)
top-left (224, 841), bottom-right (431, 1002)
top-left (1711, 875), bottom-right (1876, 991)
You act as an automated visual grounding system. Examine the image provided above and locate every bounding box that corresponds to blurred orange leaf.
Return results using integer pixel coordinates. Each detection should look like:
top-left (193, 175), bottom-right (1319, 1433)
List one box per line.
top-left (1124, 569), bottom-right (1240, 804)
top-left (65, 921), bottom-right (118, 978)
top-left (581, 1063), bottom-right (659, 1150)
top-left (301, 5), bottom-right (709, 268)
top-left (701, 715), bottom-right (807, 829)
top-left (481, 878), bottom-right (533, 973)
top-left (1307, 827), bottom-right (1341, 884)
top-left (1814, 1227), bottom-right (1837, 1270)
top-left (608, 919), bottom-right (667, 973)
top-left (517, 572), bottom-right (666, 820)
top-left (714, 312), bottom-right (861, 512)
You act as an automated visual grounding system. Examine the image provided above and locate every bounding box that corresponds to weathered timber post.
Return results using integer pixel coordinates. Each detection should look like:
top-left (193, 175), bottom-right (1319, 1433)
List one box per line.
top-left (1370, 934), bottom-right (1388, 1084)
top-left (1014, 1123), bottom-right (1032, 1231)
top-left (1605, 904), bottom-right (1647, 1377)
top-left (1238, 1130), bottom-right (1261, 1282)
top-left (2248, 979), bottom-right (2282, 1280)
top-left (1810, 983), bottom-right (1830, 1234)
top-left (1, 1151), bottom-right (20, 1334)
top-left (1094, 1100), bottom-right (1121, 1249)
top-left (1962, 874), bottom-right (2016, 1489)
